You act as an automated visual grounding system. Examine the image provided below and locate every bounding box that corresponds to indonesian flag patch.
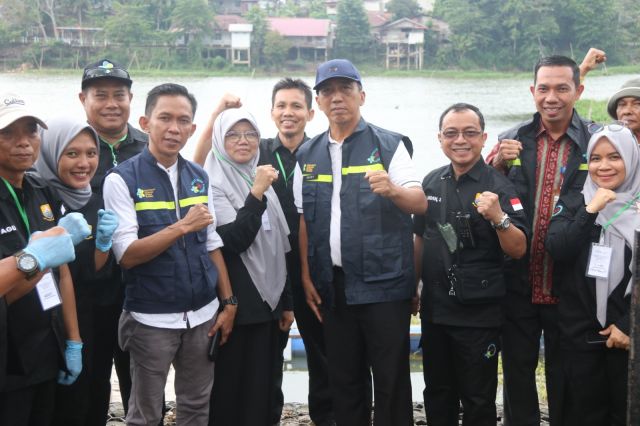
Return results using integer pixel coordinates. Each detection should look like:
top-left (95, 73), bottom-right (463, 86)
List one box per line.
top-left (510, 198), bottom-right (523, 211)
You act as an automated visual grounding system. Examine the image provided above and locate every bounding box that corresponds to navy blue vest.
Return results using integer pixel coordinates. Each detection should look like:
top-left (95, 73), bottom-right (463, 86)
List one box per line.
top-left (113, 148), bottom-right (218, 314)
top-left (297, 119), bottom-right (414, 306)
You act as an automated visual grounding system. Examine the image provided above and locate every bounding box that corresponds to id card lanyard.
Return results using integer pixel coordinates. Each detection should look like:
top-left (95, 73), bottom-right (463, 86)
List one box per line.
top-left (2, 177), bottom-right (30, 235)
top-left (275, 152), bottom-right (293, 187)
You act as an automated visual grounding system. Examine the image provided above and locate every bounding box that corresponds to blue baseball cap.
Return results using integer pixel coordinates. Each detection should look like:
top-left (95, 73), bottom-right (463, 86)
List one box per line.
top-left (313, 59), bottom-right (362, 90)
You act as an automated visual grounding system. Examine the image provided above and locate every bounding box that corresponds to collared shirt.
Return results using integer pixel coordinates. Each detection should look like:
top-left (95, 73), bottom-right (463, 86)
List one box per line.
top-left (103, 161), bottom-right (222, 329)
top-left (413, 158), bottom-right (528, 327)
top-left (293, 135), bottom-right (421, 267)
top-left (529, 124), bottom-right (572, 304)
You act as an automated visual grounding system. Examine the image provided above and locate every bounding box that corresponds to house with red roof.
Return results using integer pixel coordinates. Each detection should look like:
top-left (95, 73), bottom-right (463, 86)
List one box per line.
top-left (267, 17), bottom-right (333, 62)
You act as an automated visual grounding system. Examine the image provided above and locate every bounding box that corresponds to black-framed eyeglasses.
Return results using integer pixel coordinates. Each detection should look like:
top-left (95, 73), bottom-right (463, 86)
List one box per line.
top-left (440, 129), bottom-right (483, 141)
top-left (588, 120), bottom-right (627, 134)
top-left (82, 67), bottom-right (130, 81)
top-left (225, 130), bottom-right (259, 144)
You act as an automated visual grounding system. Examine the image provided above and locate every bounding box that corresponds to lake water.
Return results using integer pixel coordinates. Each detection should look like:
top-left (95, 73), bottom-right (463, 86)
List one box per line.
top-left (1, 72), bottom-right (636, 177)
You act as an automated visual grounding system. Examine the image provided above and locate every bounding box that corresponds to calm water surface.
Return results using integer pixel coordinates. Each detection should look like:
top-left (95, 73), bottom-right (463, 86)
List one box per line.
top-left (1, 72), bottom-right (635, 177)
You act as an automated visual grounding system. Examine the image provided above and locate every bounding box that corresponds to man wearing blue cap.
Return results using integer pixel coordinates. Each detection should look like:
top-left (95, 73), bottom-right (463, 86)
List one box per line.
top-left (293, 59), bottom-right (427, 425)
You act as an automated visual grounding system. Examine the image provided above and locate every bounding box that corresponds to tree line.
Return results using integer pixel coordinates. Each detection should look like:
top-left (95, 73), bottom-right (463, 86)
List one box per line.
top-left (0, 0), bottom-right (638, 71)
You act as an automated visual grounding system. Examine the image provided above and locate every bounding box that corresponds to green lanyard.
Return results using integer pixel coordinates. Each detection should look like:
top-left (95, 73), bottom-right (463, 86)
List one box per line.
top-left (274, 151), bottom-right (293, 187)
top-left (2, 177), bottom-right (30, 235)
top-left (100, 133), bottom-right (128, 167)
top-left (212, 148), bottom-right (254, 189)
top-left (603, 192), bottom-right (640, 230)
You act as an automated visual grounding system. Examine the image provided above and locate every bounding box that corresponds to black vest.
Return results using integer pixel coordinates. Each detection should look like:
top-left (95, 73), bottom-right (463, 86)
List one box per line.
top-left (297, 119), bottom-right (415, 306)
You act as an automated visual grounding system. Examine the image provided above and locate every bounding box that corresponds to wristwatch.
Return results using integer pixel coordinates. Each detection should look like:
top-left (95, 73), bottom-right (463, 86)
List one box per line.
top-left (220, 295), bottom-right (238, 308)
top-left (14, 250), bottom-right (39, 279)
top-left (492, 213), bottom-right (512, 231)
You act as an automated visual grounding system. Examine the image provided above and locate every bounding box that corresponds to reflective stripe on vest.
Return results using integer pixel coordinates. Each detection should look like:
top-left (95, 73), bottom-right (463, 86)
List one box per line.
top-left (135, 196), bottom-right (208, 211)
top-left (507, 158), bottom-right (522, 167)
top-left (303, 174), bottom-right (333, 183)
top-left (342, 163), bottom-right (385, 175)
top-left (579, 163), bottom-right (588, 170)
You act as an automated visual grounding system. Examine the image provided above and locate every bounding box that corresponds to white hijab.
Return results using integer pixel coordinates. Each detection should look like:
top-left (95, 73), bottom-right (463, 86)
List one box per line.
top-left (205, 109), bottom-right (290, 311)
top-left (583, 126), bottom-right (640, 327)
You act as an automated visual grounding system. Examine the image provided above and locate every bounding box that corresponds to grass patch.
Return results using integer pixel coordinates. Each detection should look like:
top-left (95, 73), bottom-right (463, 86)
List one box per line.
top-left (575, 98), bottom-right (610, 123)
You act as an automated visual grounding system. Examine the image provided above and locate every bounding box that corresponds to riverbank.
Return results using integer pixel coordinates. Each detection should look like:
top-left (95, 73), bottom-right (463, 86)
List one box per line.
top-left (105, 401), bottom-right (550, 425)
top-left (4, 64), bottom-right (636, 80)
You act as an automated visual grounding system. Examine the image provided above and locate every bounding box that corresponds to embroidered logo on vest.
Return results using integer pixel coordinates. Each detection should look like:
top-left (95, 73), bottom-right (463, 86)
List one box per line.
top-left (190, 178), bottom-right (205, 194)
top-left (367, 148), bottom-right (380, 164)
top-left (136, 188), bottom-right (155, 199)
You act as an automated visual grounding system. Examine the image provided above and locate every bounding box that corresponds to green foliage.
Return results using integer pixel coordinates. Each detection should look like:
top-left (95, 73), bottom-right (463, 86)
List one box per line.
top-left (387, 0), bottom-right (422, 20)
top-left (307, 0), bottom-right (328, 18)
top-left (104, 3), bottom-right (156, 46)
top-left (246, 5), bottom-right (268, 67)
top-left (431, 0), bottom-right (639, 70)
top-left (170, 0), bottom-right (214, 41)
top-left (335, 0), bottom-right (371, 62)
top-left (263, 31), bottom-right (292, 70)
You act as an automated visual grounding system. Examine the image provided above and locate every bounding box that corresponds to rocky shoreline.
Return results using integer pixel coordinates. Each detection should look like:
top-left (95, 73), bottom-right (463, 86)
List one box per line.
top-left (106, 402), bottom-right (550, 425)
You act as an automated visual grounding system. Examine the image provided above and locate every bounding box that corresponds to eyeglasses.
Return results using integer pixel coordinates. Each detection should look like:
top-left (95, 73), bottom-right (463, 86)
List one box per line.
top-left (224, 130), bottom-right (259, 144)
top-left (440, 129), bottom-right (483, 141)
top-left (82, 67), bottom-right (131, 82)
top-left (588, 120), bottom-right (627, 134)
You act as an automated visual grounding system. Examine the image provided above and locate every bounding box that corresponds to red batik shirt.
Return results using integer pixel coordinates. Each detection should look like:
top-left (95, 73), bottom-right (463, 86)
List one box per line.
top-left (529, 126), bottom-right (572, 304)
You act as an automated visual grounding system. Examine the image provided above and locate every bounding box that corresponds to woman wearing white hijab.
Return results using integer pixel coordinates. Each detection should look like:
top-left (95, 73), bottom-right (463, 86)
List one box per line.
top-left (34, 116), bottom-right (120, 426)
top-left (546, 125), bottom-right (639, 425)
top-left (204, 109), bottom-right (292, 426)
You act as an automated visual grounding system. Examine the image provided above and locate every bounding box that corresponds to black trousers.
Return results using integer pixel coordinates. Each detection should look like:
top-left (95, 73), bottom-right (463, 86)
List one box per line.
top-left (210, 320), bottom-right (280, 426)
top-left (0, 379), bottom-right (56, 426)
top-left (421, 322), bottom-right (500, 426)
top-left (271, 259), bottom-right (334, 425)
top-left (322, 268), bottom-right (413, 426)
top-left (501, 290), bottom-right (562, 426)
top-left (561, 348), bottom-right (628, 426)
top-left (51, 302), bottom-right (132, 426)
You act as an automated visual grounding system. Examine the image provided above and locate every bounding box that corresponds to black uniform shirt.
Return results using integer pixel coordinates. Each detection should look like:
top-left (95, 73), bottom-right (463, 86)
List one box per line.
top-left (0, 174), bottom-right (64, 391)
top-left (91, 124), bottom-right (148, 194)
top-left (258, 135), bottom-right (308, 239)
top-left (413, 158), bottom-right (529, 328)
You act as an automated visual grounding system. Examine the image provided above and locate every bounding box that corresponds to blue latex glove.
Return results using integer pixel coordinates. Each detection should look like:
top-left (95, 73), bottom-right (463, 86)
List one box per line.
top-left (23, 231), bottom-right (75, 270)
top-left (58, 340), bottom-right (83, 385)
top-left (58, 212), bottom-right (91, 245)
top-left (95, 209), bottom-right (119, 252)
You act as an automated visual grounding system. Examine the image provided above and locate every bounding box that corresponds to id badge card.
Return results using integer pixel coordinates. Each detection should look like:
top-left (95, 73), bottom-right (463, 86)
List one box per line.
top-left (36, 272), bottom-right (62, 311)
top-left (586, 244), bottom-right (612, 279)
top-left (261, 211), bottom-right (272, 231)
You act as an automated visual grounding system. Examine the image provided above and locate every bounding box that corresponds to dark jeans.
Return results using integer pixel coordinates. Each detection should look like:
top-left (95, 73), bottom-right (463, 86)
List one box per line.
top-left (0, 379), bottom-right (56, 426)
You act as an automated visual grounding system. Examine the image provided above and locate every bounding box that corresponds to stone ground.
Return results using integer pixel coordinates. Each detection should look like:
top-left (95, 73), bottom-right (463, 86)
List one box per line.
top-left (106, 402), bottom-right (551, 425)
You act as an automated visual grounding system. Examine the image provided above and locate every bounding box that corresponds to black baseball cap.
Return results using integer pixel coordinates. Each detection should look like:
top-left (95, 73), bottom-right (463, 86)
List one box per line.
top-left (313, 59), bottom-right (362, 90)
top-left (81, 59), bottom-right (132, 90)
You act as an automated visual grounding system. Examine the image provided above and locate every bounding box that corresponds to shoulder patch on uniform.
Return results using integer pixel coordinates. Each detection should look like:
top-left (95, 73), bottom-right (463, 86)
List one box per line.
top-left (510, 198), bottom-right (523, 211)
top-left (40, 204), bottom-right (55, 222)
